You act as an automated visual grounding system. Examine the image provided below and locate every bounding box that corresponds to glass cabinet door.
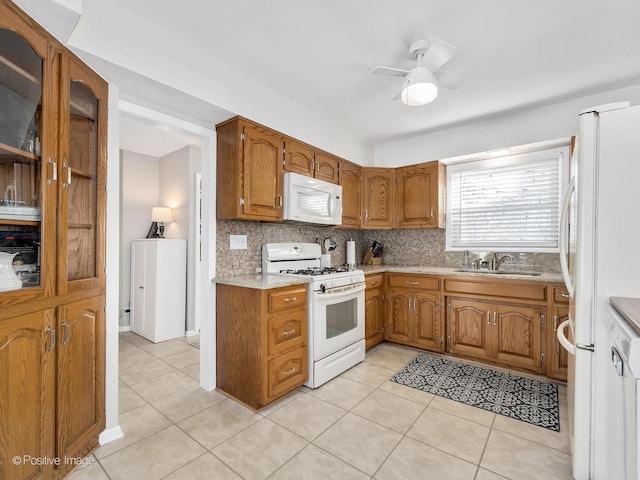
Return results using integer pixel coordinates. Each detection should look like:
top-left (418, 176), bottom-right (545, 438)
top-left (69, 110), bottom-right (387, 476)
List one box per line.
top-left (0, 20), bottom-right (54, 304)
top-left (57, 54), bottom-right (107, 295)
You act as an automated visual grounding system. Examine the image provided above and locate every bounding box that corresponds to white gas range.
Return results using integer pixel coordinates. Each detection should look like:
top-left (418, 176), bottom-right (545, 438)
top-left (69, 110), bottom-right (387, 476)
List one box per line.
top-left (262, 243), bottom-right (366, 388)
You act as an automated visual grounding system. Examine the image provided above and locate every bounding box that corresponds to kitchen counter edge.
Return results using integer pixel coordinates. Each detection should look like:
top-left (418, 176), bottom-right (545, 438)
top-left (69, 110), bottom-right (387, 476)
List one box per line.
top-left (213, 274), bottom-right (312, 290)
top-left (359, 265), bottom-right (563, 283)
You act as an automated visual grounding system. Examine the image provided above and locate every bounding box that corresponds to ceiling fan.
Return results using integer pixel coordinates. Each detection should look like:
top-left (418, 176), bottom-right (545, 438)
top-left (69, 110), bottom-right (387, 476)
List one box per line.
top-left (372, 39), bottom-right (465, 106)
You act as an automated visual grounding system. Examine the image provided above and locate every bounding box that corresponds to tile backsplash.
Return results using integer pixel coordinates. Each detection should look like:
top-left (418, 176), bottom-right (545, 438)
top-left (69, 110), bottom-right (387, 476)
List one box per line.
top-left (216, 220), bottom-right (561, 276)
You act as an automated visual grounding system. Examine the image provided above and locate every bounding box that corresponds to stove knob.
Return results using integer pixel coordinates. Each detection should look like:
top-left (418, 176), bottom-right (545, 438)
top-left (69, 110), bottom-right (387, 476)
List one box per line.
top-left (320, 284), bottom-right (326, 293)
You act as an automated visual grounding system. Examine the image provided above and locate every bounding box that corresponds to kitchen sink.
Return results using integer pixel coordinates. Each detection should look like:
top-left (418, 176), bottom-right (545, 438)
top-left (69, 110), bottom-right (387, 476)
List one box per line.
top-left (454, 269), bottom-right (542, 276)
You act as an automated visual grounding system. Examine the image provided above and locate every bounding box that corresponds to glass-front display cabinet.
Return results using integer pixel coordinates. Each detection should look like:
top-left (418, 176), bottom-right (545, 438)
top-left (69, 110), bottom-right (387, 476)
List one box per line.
top-left (0, 26), bottom-right (50, 301)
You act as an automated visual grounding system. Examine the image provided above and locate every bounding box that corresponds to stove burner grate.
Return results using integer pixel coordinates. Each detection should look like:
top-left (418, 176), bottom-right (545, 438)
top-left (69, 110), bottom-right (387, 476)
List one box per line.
top-left (280, 266), bottom-right (352, 276)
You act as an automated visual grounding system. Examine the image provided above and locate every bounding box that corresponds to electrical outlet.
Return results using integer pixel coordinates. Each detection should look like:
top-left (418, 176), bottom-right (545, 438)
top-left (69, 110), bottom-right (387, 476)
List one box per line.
top-left (230, 234), bottom-right (248, 250)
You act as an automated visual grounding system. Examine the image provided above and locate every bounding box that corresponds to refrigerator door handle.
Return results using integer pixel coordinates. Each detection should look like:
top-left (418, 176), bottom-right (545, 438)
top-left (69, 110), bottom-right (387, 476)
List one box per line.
top-left (559, 176), bottom-right (576, 298)
top-left (557, 319), bottom-right (576, 355)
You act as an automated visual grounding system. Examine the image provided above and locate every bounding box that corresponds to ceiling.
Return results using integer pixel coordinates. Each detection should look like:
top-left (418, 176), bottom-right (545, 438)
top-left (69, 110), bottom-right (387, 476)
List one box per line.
top-left (112, 0), bottom-right (640, 155)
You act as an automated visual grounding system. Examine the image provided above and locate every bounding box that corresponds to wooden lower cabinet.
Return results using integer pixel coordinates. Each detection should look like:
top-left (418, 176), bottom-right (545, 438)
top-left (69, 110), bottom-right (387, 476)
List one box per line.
top-left (447, 297), bottom-right (543, 373)
top-left (56, 296), bottom-right (105, 466)
top-left (385, 274), bottom-right (443, 352)
top-left (547, 305), bottom-right (569, 381)
top-left (0, 310), bottom-right (56, 480)
top-left (216, 283), bottom-right (308, 409)
top-left (364, 274), bottom-right (385, 349)
top-left (0, 296), bottom-right (104, 480)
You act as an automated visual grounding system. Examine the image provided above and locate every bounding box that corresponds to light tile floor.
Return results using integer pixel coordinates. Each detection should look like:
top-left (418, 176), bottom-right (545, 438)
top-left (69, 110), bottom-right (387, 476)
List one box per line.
top-left (69, 332), bottom-right (573, 480)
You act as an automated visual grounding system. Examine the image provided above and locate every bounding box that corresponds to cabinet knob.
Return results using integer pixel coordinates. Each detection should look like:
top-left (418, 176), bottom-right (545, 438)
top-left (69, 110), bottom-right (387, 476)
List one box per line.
top-left (139, 286), bottom-right (144, 289)
top-left (283, 297), bottom-right (296, 302)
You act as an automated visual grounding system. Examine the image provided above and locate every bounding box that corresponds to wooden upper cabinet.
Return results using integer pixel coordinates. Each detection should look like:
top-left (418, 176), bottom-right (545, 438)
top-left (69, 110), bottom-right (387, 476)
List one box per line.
top-left (284, 138), bottom-right (314, 177)
top-left (339, 160), bottom-right (361, 228)
top-left (216, 118), bottom-right (285, 221)
top-left (0, 10), bottom-right (57, 306)
top-left (363, 168), bottom-right (395, 229)
top-left (57, 52), bottom-right (107, 296)
top-left (395, 161), bottom-right (445, 229)
top-left (284, 139), bottom-right (339, 184)
top-left (313, 151), bottom-right (339, 184)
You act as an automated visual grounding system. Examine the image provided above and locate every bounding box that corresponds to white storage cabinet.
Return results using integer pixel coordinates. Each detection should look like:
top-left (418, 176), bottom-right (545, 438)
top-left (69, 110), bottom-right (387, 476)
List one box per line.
top-left (130, 239), bottom-right (187, 342)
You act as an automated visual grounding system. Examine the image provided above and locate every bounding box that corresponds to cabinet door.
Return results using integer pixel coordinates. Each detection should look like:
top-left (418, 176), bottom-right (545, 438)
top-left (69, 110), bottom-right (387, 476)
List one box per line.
top-left (57, 53), bottom-right (107, 295)
top-left (547, 306), bottom-right (569, 380)
top-left (284, 139), bottom-right (314, 177)
top-left (363, 168), bottom-right (394, 229)
top-left (492, 303), bottom-right (542, 373)
top-left (386, 289), bottom-right (412, 344)
top-left (396, 162), bottom-right (439, 228)
top-left (56, 296), bottom-right (105, 463)
top-left (242, 124), bottom-right (284, 220)
top-left (313, 151), bottom-right (339, 184)
top-left (0, 9), bottom-right (57, 306)
top-left (0, 310), bottom-right (55, 480)
top-left (414, 292), bottom-right (443, 352)
top-left (447, 298), bottom-right (492, 360)
top-left (365, 286), bottom-right (384, 349)
top-left (339, 161), bottom-right (361, 228)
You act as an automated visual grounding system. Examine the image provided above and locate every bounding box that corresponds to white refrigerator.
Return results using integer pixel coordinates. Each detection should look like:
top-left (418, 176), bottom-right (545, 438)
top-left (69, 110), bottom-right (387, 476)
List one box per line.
top-left (557, 102), bottom-right (640, 479)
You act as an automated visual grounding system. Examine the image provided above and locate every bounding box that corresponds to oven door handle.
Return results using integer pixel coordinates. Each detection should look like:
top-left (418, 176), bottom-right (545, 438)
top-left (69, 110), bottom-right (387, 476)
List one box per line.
top-left (313, 283), bottom-right (365, 299)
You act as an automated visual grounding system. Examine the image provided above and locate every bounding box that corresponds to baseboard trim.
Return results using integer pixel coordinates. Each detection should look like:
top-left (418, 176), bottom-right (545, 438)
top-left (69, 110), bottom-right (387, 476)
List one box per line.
top-left (118, 325), bottom-right (131, 332)
top-left (99, 425), bottom-right (123, 445)
top-left (185, 329), bottom-right (198, 337)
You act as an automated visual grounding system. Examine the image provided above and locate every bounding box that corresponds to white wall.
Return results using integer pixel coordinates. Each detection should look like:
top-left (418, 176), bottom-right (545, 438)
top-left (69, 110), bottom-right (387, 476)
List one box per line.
top-left (119, 150), bottom-right (159, 326)
top-left (374, 84), bottom-right (640, 167)
top-left (159, 145), bottom-right (201, 333)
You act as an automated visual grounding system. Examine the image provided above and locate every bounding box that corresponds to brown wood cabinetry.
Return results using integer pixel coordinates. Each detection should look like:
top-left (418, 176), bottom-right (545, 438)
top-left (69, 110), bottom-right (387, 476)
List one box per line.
top-left (216, 283), bottom-right (308, 409)
top-left (363, 168), bottom-right (395, 229)
top-left (338, 160), bottom-right (361, 228)
top-left (395, 161), bottom-right (445, 228)
top-left (547, 284), bottom-right (569, 381)
top-left (216, 118), bottom-right (285, 221)
top-left (386, 274), bottom-right (444, 352)
top-left (364, 274), bottom-right (385, 349)
top-left (445, 277), bottom-right (545, 373)
top-left (284, 138), bottom-right (339, 184)
top-left (0, 3), bottom-right (107, 478)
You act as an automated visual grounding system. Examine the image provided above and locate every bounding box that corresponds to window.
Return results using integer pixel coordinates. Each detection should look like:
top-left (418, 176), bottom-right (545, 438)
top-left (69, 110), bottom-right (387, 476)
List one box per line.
top-left (446, 146), bottom-right (569, 252)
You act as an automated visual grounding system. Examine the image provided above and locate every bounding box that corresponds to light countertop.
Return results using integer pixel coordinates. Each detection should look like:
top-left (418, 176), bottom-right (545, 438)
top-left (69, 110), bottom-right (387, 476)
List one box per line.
top-left (213, 274), bottom-right (311, 290)
top-left (358, 264), bottom-right (563, 283)
top-left (214, 265), bottom-right (563, 290)
top-left (611, 297), bottom-right (640, 335)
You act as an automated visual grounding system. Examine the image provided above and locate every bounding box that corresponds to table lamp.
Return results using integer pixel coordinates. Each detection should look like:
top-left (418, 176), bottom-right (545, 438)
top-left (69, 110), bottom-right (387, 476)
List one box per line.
top-left (151, 207), bottom-right (173, 238)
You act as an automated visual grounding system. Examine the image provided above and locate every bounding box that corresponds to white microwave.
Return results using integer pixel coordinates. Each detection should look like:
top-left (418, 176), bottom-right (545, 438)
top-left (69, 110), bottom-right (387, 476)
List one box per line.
top-left (283, 172), bottom-right (342, 225)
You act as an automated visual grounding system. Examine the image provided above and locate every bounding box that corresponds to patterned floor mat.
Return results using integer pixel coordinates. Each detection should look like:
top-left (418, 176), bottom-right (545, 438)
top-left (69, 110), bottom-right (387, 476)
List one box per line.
top-left (390, 353), bottom-right (560, 431)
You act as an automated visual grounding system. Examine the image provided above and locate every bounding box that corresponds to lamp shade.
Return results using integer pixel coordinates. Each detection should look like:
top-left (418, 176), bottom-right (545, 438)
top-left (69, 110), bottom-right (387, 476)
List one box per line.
top-left (151, 207), bottom-right (173, 223)
top-left (401, 67), bottom-right (438, 106)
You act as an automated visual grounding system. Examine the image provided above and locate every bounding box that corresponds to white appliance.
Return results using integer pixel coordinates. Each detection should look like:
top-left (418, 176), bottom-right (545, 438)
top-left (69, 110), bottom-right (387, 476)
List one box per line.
top-left (557, 102), bottom-right (640, 479)
top-left (130, 238), bottom-right (186, 342)
top-left (262, 243), bottom-right (365, 388)
top-left (593, 302), bottom-right (640, 480)
top-left (283, 172), bottom-right (342, 225)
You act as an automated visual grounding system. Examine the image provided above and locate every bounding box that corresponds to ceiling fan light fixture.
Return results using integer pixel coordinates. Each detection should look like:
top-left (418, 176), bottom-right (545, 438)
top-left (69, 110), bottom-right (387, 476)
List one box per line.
top-left (401, 68), bottom-right (438, 106)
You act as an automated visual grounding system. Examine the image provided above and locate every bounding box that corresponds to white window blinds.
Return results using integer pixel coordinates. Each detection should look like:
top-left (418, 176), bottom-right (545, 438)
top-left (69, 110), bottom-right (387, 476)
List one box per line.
top-left (446, 146), bottom-right (568, 252)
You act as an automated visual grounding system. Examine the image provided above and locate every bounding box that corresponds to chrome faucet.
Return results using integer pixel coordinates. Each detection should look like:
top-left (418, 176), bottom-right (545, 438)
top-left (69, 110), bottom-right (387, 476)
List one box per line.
top-left (491, 253), bottom-right (513, 271)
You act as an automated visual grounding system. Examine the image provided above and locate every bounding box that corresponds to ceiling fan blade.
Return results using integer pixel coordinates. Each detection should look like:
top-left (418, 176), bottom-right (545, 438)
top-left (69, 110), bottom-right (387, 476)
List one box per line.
top-left (434, 70), bottom-right (467, 90)
top-left (391, 86), bottom-right (403, 101)
top-left (422, 39), bottom-right (458, 71)
top-left (371, 66), bottom-right (410, 77)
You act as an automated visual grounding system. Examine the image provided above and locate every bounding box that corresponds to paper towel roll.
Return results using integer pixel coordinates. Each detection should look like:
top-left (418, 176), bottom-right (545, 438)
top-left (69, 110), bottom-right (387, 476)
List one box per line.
top-left (346, 240), bottom-right (356, 267)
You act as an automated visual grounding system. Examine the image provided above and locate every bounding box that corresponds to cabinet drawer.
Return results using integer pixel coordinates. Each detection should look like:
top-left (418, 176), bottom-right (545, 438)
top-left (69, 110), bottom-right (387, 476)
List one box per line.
top-left (444, 279), bottom-right (546, 301)
top-left (388, 274), bottom-right (440, 291)
top-left (268, 287), bottom-right (307, 313)
top-left (267, 346), bottom-right (307, 400)
top-left (553, 286), bottom-right (570, 303)
top-left (268, 309), bottom-right (307, 355)
top-left (365, 274), bottom-right (384, 289)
